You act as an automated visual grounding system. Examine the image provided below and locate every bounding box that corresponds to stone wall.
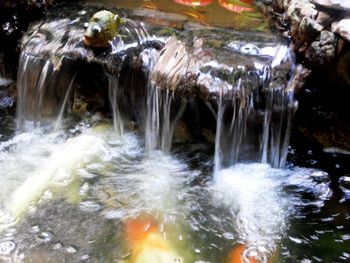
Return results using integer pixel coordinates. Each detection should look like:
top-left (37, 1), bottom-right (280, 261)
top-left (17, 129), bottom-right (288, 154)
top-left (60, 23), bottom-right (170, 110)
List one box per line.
top-left (257, 0), bottom-right (350, 86)
top-left (257, 0), bottom-right (350, 151)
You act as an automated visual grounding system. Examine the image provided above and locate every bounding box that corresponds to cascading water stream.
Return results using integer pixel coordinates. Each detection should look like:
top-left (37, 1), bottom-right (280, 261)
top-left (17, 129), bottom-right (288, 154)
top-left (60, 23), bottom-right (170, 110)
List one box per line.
top-left (16, 53), bottom-right (76, 131)
top-left (54, 73), bottom-right (76, 131)
top-left (145, 85), bottom-right (186, 153)
top-left (212, 44), bottom-right (297, 177)
top-left (108, 74), bottom-right (124, 137)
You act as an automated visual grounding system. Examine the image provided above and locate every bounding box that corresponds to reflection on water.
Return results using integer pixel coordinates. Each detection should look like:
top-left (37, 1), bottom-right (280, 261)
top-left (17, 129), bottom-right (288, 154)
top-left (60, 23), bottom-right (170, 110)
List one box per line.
top-left (0, 118), bottom-right (345, 262)
top-left (87, 0), bottom-right (267, 31)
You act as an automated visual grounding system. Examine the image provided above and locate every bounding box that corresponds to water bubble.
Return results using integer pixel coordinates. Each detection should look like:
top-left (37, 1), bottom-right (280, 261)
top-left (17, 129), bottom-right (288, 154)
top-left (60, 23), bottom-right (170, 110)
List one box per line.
top-left (79, 201), bottom-right (102, 212)
top-left (222, 232), bottom-right (234, 240)
top-left (31, 225), bottom-right (40, 233)
top-left (52, 242), bottom-right (63, 250)
top-left (193, 248), bottom-right (201, 254)
top-left (341, 234), bottom-right (350, 241)
top-left (0, 241), bottom-right (16, 255)
top-left (288, 236), bottom-right (305, 244)
top-left (65, 245), bottom-right (77, 254)
top-left (37, 231), bottom-right (53, 242)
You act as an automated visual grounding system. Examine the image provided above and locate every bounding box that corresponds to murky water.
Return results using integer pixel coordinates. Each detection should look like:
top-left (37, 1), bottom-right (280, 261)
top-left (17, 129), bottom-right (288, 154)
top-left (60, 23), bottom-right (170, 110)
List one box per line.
top-left (0, 117), bottom-right (348, 262)
top-left (87, 0), bottom-right (267, 31)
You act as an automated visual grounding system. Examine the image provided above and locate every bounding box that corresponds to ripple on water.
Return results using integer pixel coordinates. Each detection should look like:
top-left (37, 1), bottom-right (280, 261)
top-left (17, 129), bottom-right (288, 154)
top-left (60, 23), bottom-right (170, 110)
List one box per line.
top-left (0, 240), bottom-right (16, 255)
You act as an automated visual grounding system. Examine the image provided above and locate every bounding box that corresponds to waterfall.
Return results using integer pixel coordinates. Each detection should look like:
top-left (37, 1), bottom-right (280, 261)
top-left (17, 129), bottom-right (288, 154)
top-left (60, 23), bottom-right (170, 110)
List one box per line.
top-left (16, 53), bottom-right (76, 131)
top-left (145, 85), bottom-right (186, 153)
top-left (54, 73), bottom-right (76, 131)
top-left (261, 89), bottom-right (297, 167)
top-left (108, 74), bottom-right (124, 137)
top-left (212, 45), bottom-right (297, 176)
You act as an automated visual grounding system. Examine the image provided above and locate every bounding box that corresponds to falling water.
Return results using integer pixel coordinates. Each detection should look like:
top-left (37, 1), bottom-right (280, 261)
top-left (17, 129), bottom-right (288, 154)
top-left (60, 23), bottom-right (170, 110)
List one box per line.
top-left (212, 44), bottom-right (297, 177)
top-left (16, 54), bottom-right (76, 131)
top-left (108, 74), bottom-right (124, 137)
top-left (261, 89), bottom-right (297, 167)
top-left (213, 89), bottom-right (224, 179)
top-left (54, 74), bottom-right (76, 131)
top-left (145, 85), bottom-right (186, 153)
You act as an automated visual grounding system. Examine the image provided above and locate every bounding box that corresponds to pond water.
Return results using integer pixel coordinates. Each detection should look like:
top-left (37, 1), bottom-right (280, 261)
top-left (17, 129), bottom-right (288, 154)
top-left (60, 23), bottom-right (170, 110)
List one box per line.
top-left (86, 0), bottom-right (267, 31)
top-left (0, 0), bottom-right (350, 262)
top-left (0, 115), bottom-right (348, 262)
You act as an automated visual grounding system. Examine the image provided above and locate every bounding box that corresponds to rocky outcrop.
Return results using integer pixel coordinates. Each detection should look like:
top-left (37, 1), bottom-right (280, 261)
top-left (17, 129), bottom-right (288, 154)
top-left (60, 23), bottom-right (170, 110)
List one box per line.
top-left (18, 5), bottom-right (293, 112)
top-left (257, 0), bottom-right (350, 151)
top-left (257, 0), bottom-right (350, 86)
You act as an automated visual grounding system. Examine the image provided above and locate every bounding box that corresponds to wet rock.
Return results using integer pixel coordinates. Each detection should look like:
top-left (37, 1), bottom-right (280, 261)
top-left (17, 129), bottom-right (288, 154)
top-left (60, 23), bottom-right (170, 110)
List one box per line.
top-left (287, 0), bottom-right (318, 22)
top-left (0, 0), bottom-right (50, 78)
top-left (310, 0), bottom-right (350, 12)
top-left (20, 5), bottom-right (293, 117)
top-left (258, 0), bottom-right (350, 85)
top-left (256, 0), bottom-right (350, 151)
top-left (150, 30), bottom-right (292, 100)
top-left (305, 30), bottom-right (336, 66)
top-left (332, 18), bottom-right (350, 42)
top-left (299, 17), bottom-right (324, 42)
top-left (315, 11), bottom-right (333, 28)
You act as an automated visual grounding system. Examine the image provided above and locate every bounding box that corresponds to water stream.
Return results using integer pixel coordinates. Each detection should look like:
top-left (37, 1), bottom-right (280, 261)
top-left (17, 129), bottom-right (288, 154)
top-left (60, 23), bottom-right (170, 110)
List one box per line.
top-left (0, 2), bottom-right (349, 263)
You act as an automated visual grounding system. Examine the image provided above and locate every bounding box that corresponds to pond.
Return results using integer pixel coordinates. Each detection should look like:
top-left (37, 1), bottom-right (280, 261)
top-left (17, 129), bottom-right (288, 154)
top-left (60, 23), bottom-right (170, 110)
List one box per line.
top-left (85, 0), bottom-right (267, 31)
top-left (0, 0), bottom-right (350, 262)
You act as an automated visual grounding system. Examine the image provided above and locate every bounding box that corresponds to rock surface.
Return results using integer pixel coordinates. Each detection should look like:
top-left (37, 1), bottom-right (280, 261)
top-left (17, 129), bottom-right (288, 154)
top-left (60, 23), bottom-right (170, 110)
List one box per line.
top-left (310, 0), bottom-right (350, 11)
top-left (258, 0), bottom-right (350, 85)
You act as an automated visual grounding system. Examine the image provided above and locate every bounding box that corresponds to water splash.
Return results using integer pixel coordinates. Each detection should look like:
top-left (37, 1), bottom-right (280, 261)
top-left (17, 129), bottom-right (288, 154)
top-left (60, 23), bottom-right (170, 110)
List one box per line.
top-left (213, 163), bottom-right (331, 261)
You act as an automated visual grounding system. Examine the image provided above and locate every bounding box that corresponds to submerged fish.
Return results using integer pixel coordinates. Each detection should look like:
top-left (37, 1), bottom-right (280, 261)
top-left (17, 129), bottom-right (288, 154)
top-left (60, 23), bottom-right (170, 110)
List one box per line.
top-left (125, 216), bottom-right (183, 263)
top-left (218, 0), bottom-right (254, 13)
top-left (228, 244), bottom-right (258, 263)
top-left (83, 10), bottom-right (123, 48)
top-left (174, 0), bottom-right (213, 6)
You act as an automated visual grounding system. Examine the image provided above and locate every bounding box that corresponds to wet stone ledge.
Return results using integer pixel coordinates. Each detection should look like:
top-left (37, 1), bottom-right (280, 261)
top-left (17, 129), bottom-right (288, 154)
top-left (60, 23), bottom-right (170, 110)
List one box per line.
top-left (19, 4), bottom-right (294, 116)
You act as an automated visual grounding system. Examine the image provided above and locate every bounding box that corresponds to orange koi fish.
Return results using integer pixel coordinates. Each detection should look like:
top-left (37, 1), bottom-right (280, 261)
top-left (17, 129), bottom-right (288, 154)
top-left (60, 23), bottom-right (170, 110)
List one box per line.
top-left (218, 0), bottom-right (254, 13)
top-left (228, 244), bottom-right (259, 263)
top-left (125, 216), bottom-right (183, 263)
top-left (174, 0), bottom-right (213, 6)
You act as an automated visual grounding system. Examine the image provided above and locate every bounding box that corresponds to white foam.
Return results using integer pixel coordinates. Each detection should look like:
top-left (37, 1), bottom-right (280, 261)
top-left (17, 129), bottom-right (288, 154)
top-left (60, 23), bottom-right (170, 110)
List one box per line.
top-left (213, 163), bottom-right (331, 258)
top-left (0, 77), bottom-right (12, 87)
